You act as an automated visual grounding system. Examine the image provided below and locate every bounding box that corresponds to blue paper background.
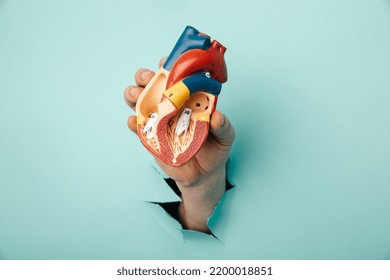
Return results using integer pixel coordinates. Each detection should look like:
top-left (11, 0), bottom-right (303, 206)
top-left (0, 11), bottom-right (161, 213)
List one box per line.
top-left (1, 0), bottom-right (390, 259)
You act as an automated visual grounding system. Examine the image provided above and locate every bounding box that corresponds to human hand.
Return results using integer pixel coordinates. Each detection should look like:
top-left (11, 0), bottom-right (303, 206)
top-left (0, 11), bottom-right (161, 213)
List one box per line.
top-left (124, 60), bottom-right (235, 232)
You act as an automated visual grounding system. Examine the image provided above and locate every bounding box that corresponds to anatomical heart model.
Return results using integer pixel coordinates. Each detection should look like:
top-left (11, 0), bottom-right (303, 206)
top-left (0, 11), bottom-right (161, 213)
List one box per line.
top-left (136, 26), bottom-right (228, 166)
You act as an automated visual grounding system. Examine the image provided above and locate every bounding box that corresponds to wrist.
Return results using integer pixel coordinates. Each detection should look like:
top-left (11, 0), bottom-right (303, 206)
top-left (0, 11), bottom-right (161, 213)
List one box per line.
top-left (177, 168), bottom-right (226, 233)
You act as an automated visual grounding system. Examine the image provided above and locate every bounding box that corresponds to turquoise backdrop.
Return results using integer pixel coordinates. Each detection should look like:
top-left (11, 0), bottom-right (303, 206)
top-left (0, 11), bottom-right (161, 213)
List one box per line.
top-left (1, 0), bottom-right (390, 259)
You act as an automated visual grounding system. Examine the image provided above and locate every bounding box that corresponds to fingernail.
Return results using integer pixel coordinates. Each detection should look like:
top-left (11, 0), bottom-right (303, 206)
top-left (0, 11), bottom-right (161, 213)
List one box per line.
top-left (159, 57), bottom-right (167, 67)
top-left (141, 70), bottom-right (150, 81)
top-left (220, 114), bottom-right (225, 127)
top-left (129, 87), bottom-right (137, 96)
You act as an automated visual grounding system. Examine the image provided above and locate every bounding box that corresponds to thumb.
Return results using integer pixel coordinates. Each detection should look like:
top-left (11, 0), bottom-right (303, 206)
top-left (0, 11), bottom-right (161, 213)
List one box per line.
top-left (209, 110), bottom-right (235, 147)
